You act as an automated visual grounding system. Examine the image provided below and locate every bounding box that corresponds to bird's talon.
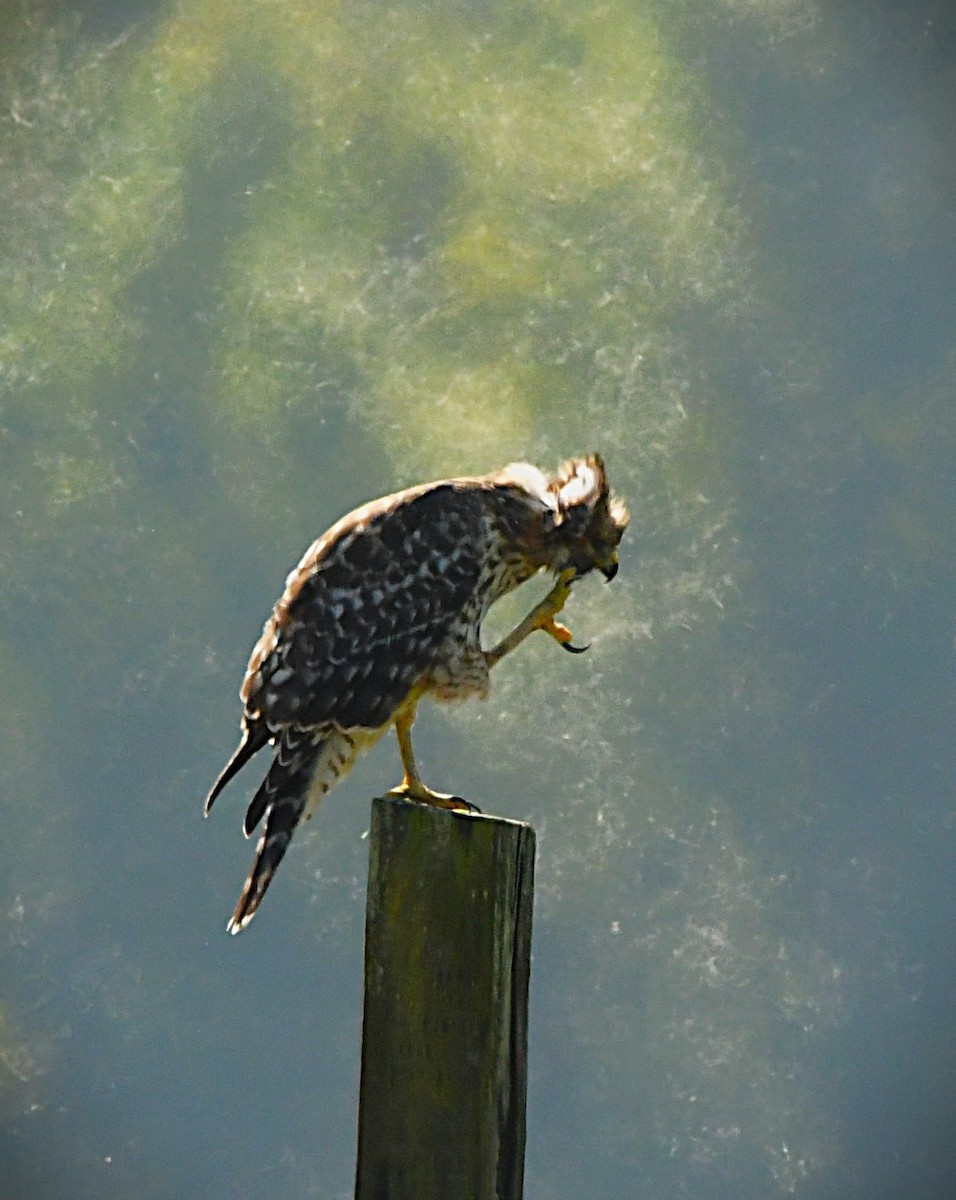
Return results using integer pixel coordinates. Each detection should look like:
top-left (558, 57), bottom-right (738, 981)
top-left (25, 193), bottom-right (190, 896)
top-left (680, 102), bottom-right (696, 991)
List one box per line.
top-left (561, 639), bottom-right (591, 654)
top-left (386, 781), bottom-right (480, 813)
top-left (537, 613), bottom-right (591, 654)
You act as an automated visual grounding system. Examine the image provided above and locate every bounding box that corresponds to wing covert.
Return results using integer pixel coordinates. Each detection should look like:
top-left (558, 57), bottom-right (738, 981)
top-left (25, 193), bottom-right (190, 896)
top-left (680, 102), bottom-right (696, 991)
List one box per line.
top-left (244, 484), bottom-right (485, 731)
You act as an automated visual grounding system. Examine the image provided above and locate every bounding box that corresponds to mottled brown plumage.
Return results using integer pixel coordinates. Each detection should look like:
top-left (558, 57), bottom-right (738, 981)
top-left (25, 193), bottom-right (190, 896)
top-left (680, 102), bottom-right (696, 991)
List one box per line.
top-left (205, 455), bottom-right (628, 932)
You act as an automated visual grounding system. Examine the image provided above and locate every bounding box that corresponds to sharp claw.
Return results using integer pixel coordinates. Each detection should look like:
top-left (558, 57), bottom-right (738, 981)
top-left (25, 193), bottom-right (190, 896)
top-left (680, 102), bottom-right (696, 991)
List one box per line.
top-left (541, 615), bottom-right (586, 650)
top-left (561, 640), bottom-right (591, 654)
top-left (386, 782), bottom-right (480, 813)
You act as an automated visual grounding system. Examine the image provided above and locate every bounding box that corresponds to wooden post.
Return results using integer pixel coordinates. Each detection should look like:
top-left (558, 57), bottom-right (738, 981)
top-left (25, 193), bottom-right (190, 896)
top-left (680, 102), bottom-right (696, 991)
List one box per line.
top-left (355, 795), bottom-right (536, 1200)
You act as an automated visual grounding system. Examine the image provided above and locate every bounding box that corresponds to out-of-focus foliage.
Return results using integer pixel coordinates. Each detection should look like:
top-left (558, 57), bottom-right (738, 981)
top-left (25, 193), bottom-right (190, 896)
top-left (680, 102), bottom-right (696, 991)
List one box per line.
top-left (3, 0), bottom-right (955, 1197)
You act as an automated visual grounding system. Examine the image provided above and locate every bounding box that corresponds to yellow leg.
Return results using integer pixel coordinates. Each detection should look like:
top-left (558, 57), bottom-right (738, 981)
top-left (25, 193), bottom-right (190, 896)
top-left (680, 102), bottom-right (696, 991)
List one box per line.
top-left (485, 568), bottom-right (588, 668)
top-left (386, 703), bottom-right (479, 812)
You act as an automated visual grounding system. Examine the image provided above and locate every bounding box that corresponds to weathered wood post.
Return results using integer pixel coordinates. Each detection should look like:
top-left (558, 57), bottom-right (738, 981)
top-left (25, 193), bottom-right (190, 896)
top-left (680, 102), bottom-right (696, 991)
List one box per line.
top-left (355, 795), bottom-right (536, 1200)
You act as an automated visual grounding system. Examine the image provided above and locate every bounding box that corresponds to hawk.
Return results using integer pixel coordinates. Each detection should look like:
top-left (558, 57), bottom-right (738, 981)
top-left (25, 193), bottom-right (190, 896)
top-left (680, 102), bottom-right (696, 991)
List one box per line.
top-left (205, 454), bottom-right (628, 933)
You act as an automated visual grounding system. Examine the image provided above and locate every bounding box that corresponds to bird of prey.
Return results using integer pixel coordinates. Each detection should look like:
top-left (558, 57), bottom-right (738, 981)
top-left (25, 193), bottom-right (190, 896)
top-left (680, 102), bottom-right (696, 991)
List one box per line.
top-left (205, 454), bottom-right (628, 933)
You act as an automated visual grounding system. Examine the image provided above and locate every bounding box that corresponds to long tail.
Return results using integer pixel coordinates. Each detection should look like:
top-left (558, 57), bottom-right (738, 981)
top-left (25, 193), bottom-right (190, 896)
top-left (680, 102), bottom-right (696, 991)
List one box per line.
top-left (226, 727), bottom-right (357, 934)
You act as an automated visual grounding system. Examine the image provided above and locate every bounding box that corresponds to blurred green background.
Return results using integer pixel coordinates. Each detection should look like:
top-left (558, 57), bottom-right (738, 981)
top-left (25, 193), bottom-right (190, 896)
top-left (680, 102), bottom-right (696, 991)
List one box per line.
top-left (2, 1), bottom-right (955, 1196)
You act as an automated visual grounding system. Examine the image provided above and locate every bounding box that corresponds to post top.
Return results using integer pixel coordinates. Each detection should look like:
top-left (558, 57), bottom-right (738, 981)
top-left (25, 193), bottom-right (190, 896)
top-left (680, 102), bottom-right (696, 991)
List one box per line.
top-left (372, 793), bottom-right (535, 833)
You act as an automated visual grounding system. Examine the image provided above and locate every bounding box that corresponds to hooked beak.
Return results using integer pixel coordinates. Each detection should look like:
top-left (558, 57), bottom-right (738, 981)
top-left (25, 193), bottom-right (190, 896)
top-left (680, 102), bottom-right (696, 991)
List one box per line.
top-left (600, 556), bottom-right (619, 583)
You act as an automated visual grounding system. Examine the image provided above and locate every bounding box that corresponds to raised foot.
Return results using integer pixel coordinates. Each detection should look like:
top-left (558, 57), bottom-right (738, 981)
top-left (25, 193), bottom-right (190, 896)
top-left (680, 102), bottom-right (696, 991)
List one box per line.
top-left (385, 781), bottom-right (481, 813)
top-left (485, 567), bottom-right (590, 668)
top-left (539, 614), bottom-right (590, 654)
top-left (531, 571), bottom-right (589, 653)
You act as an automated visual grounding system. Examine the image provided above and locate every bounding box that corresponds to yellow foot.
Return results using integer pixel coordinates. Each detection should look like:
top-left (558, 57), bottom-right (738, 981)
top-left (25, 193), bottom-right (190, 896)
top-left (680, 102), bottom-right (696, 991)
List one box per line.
top-left (385, 780), bottom-right (481, 813)
top-left (539, 615), bottom-right (590, 654)
top-left (485, 568), bottom-right (589, 668)
top-left (532, 570), bottom-right (590, 652)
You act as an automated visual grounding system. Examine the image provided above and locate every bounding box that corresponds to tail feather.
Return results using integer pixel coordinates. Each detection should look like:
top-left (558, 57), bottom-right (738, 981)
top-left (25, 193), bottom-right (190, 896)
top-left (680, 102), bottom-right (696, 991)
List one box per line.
top-left (226, 727), bottom-right (328, 934)
top-left (242, 724), bottom-right (317, 837)
top-left (204, 724), bottom-right (269, 816)
top-left (227, 787), bottom-right (308, 935)
top-left (242, 775), bottom-right (274, 840)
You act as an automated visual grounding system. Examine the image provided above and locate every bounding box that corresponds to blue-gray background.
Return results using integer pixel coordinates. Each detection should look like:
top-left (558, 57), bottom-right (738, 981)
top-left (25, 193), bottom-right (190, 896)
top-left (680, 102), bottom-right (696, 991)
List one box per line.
top-left (2, 1), bottom-right (955, 1197)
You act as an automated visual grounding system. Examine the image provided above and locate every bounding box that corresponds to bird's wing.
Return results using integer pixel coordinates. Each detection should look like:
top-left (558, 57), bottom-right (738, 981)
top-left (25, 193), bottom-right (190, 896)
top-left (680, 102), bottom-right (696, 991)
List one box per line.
top-left (243, 482), bottom-right (485, 733)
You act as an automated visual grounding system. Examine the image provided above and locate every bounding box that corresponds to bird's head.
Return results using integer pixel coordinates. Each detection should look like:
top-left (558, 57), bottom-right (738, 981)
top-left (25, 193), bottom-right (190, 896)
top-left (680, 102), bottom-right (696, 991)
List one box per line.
top-left (544, 454), bottom-right (629, 581)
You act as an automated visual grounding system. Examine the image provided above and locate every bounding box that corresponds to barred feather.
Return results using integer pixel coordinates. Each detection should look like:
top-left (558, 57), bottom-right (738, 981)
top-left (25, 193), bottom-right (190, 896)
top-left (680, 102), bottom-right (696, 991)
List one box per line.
top-left (205, 456), bottom-right (628, 932)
